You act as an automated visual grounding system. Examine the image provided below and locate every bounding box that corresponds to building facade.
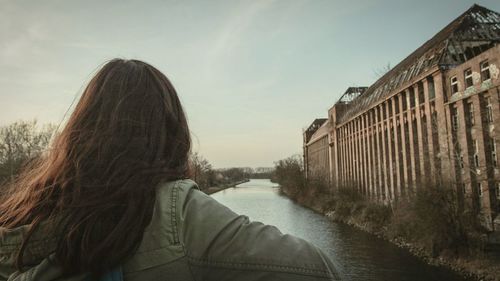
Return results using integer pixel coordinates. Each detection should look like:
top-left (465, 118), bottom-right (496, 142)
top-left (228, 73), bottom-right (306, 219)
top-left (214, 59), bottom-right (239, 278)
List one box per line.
top-left (304, 118), bottom-right (330, 181)
top-left (304, 5), bottom-right (500, 231)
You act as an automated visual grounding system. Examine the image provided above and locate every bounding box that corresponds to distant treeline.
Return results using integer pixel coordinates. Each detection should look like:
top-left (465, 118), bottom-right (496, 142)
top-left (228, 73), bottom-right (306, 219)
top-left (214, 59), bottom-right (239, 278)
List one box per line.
top-left (190, 152), bottom-right (274, 191)
top-left (0, 120), bottom-right (274, 192)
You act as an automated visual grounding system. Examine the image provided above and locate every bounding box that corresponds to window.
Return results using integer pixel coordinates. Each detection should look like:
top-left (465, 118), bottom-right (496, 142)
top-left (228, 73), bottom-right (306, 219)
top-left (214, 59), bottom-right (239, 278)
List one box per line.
top-left (464, 68), bottom-right (473, 88)
top-left (456, 142), bottom-right (464, 169)
top-left (497, 183), bottom-right (500, 199)
top-left (486, 97), bottom-right (493, 123)
top-left (409, 88), bottom-right (416, 108)
top-left (394, 96), bottom-right (399, 114)
top-left (402, 92), bottom-right (407, 111)
top-left (473, 140), bottom-right (479, 167)
top-left (467, 102), bottom-right (475, 126)
top-left (478, 182), bottom-right (483, 197)
top-left (418, 82), bottom-right (424, 104)
top-left (451, 76), bottom-right (459, 94)
top-left (451, 108), bottom-right (459, 131)
top-left (491, 138), bottom-right (497, 167)
top-left (481, 60), bottom-right (491, 81)
top-left (428, 77), bottom-right (435, 99)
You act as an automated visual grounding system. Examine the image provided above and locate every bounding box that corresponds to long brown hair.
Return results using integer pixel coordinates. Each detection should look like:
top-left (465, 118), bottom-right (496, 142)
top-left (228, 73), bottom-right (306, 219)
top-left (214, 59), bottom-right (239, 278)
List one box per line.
top-left (0, 59), bottom-right (191, 275)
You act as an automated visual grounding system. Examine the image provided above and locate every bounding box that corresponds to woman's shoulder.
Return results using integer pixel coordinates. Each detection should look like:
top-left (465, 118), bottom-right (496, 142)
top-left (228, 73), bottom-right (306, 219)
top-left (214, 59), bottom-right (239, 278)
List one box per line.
top-left (124, 179), bottom-right (200, 273)
top-left (154, 179), bottom-right (202, 210)
top-left (156, 178), bottom-right (199, 193)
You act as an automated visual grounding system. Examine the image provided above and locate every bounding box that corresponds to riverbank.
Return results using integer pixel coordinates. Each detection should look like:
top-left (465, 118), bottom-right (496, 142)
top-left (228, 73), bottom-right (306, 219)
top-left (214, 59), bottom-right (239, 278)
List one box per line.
top-left (279, 186), bottom-right (500, 281)
top-left (204, 179), bottom-right (250, 195)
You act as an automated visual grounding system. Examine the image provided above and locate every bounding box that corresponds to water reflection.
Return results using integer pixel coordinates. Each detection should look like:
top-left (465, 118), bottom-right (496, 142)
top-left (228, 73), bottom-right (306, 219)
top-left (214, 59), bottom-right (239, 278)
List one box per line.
top-left (212, 179), bottom-right (470, 281)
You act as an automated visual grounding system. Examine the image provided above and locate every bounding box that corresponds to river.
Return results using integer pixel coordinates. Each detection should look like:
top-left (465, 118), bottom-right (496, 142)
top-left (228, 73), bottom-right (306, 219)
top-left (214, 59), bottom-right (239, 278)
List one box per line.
top-left (212, 179), bottom-right (471, 281)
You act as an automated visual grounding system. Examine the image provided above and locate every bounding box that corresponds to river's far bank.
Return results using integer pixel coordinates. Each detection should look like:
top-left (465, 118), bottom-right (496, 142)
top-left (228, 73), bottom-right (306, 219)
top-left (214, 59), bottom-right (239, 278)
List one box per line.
top-left (279, 185), bottom-right (500, 281)
top-left (204, 179), bottom-right (250, 195)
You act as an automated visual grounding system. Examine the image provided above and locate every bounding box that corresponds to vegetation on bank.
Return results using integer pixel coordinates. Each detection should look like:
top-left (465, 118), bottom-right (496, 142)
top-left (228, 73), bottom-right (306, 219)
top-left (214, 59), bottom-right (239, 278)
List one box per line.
top-left (273, 155), bottom-right (499, 281)
top-left (0, 120), bottom-right (273, 194)
top-left (0, 120), bottom-right (55, 186)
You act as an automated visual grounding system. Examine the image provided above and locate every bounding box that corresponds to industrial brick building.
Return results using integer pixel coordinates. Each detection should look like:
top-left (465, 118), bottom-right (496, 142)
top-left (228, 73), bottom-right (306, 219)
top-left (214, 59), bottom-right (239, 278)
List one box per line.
top-left (304, 4), bottom-right (500, 231)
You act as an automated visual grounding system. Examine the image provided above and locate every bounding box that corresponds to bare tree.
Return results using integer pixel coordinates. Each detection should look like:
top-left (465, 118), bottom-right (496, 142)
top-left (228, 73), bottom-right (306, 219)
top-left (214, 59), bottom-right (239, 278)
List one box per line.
top-left (190, 152), bottom-right (213, 190)
top-left (0, 120), bottom-right (56, 184)
top-left (373, 62), bottom-right (392, 79)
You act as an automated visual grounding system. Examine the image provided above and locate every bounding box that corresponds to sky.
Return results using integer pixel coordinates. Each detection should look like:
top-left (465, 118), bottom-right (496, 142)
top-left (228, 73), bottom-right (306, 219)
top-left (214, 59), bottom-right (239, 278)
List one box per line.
top-left (1, 0), bottom-right (499, 168)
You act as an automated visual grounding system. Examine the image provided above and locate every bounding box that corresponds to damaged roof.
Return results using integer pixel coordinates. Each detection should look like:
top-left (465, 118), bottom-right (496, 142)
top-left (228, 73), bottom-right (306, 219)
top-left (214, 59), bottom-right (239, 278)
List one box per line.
top-left (305, 118), bottom-right (328, 144)
top-left (336, 4), bottom-right (500, 124)
top-left (306, 119), bottom-right (330, 146)
top-left (337, 87), bottom-right (369, 104)
top-left (306, 118), bottom-right (328, 133)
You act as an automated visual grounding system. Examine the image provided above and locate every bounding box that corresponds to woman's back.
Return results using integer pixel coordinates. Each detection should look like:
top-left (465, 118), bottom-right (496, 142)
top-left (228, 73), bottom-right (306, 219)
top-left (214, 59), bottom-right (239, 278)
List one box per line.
top-left (0, 180), bottom-right (338, 280)
top-left (0, 59), bottom-right (338, 280)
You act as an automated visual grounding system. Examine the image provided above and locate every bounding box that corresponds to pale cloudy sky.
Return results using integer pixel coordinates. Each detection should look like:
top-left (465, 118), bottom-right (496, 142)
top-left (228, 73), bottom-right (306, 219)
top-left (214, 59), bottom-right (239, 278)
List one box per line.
top-left (1, 0), bottom-right (499, 168)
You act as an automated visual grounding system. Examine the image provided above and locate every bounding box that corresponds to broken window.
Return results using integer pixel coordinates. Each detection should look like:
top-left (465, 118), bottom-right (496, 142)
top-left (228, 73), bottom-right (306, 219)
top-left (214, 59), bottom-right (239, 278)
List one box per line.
top-left (394, 96), bottom-right (399, 114)
top-left (467, 102), bottom-right (475, 126)
top-left (480, 60), bottom-right (491, 81)
top-left (428, 77), bottom-right (435, 100)
top-left (401, 92), bottom-right (407, 111)
top-left (473, 139), bottom-right (479, 167)
top-left (409, 87), bottom-right (416, 108)
top-left (451, 76), bottom-right (459, 94)
top-left (497, 183), bottom-right (500, 199)
top-left (464, 68), bottom-right (473, 88)
top-left (451, 107), bottom-right (459, 131)
top-left (486, 97), bottom-right (493, 123)
top-left (418, 82), bottom-right (424, 104)
top-left (491, 138), bottom-right (497, 167)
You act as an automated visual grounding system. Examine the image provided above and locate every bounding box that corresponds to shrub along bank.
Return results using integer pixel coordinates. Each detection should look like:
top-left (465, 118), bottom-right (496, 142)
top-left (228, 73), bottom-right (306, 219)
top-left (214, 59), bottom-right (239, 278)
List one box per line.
top-left (273, 156), bottom-right (499, 281)
top-left (281, 181), bottom-right (499, 280)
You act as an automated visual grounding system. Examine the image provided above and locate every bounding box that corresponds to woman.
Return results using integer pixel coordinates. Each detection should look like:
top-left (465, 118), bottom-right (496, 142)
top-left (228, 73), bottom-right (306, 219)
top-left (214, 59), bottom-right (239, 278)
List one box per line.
top-left (0, 59), bottom-right (339, 281)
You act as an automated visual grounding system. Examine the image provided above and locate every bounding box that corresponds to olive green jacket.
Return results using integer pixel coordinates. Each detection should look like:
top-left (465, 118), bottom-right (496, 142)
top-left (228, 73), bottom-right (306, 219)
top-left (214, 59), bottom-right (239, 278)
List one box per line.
top-left (0, 179), bottom-right (339, 280)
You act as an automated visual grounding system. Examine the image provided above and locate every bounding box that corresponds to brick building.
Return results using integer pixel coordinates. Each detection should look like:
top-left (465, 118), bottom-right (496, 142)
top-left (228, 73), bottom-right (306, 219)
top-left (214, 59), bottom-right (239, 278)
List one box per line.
top-left (304, 4), bottom-right (500, 231)
top-left (303, 118), bottom-right (330, 180)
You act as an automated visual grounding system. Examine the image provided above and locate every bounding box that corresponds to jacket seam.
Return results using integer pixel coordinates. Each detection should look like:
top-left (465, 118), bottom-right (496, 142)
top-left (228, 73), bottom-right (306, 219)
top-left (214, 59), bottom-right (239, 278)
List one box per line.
top-left (130, 243), bottom-right (182, 255)
top-left (186, 256), bottom-right (331, 276)
top-left (170, 181), bottom-right (180, 244)
top-left (186, 260), bottom-right (199, 281)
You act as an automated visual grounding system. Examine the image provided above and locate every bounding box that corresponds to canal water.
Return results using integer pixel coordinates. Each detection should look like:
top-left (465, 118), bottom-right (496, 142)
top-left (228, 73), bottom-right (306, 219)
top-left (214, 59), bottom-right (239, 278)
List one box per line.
top-left (212, 179), bottom-right (470, 281)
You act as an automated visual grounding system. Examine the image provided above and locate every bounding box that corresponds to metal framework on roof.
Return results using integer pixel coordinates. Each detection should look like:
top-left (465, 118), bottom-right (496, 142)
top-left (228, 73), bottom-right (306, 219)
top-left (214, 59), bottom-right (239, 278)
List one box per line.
top-left (304, 118), bottom-right (327, 143)
top-left (335, 4), bottom-right (500, 124)
top-left (305, 118), bottom-right (327, 134)
top-left (337, 87), bottom-right (368, 104)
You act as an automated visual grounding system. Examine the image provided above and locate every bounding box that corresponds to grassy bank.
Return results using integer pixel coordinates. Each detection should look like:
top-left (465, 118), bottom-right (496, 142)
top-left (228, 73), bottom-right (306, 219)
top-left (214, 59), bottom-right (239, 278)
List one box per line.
top-left (279, 181), bottom-right (499, 281)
